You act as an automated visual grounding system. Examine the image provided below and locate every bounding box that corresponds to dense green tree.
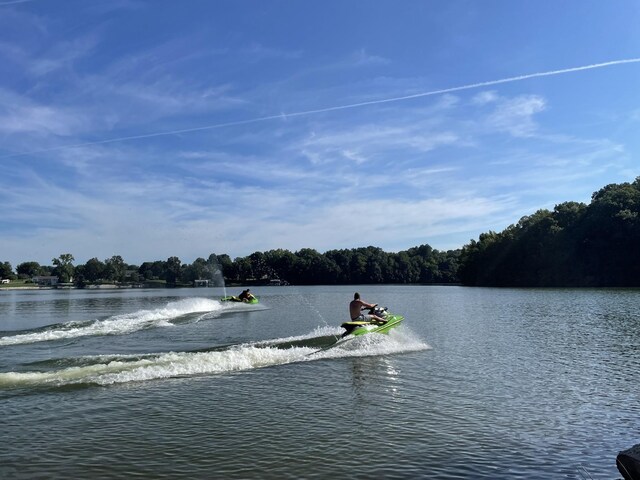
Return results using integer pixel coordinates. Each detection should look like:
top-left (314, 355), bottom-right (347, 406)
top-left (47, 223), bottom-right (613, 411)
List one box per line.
top-left (212, 254), bottom-right (234, 282)
top-left (139, 261), bottom-right (164, 280)
top-left (363, 248), bottom-right (385, 284)
top-left (164, 256), bottom-right (182, 285)
top-left (213, 254), bottom-right (230, 266)
top-left (182, 257), bottom-right (208, 283)
top-left (104, 255), bottom-right (126, 283)
top-left (325, 249), bottom-right (353, 283)
top-left (126, 264), bottom-right (141, 283)
top-left (291, 248), bottom-right (340, 284)
top-left (16, 261), bottom-right (43, 278)
top-left (437, 253), bottom-right (460, 284)
top-left (349, 249), bottom-right (369, 284)
top-left (76, 258), bottom-right (105, 283)
top-left (203, 254), bottom-right (229, 286)
top-left (263, 249), bottom-right (297, 282)
top-left (578, 178), bottom-right (640, 286)
top-left (458, 177), bottom-right (640, 287)
top-left (234, 257), bottom-right (253, 282)
top-left (248, 252), bottom-right (270, 280)
top-left (0, 261), bottom-right (14, 280)
top-left (52, 253), bottom-right (75, 283)
top-left (394, 252), bottom-right (419, 283)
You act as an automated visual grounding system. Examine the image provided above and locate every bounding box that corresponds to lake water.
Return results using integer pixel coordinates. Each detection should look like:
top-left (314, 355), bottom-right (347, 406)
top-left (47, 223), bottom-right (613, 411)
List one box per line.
top-left (1, 285), bottom-right (638, 479)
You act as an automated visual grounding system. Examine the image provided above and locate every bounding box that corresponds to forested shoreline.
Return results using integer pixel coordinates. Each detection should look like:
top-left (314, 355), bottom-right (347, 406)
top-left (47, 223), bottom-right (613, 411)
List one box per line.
top-left (0, 245), bottom-right (461, 288)
top-left (1, 178), bottom-right (639, 288)
top-left (458, 177), bottom-right (640, 287)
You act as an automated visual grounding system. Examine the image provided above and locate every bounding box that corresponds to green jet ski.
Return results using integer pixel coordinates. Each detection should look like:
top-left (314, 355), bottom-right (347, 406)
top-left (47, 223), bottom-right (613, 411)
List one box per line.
top-left (221, 295), bottom-right (259, 304)
top-left (340, 306), bottom-right (404, 338)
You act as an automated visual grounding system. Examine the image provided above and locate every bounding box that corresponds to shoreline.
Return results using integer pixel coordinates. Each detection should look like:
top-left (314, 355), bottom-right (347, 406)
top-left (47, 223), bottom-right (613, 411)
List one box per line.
top-left (0, 286), bottom-right (47, 291)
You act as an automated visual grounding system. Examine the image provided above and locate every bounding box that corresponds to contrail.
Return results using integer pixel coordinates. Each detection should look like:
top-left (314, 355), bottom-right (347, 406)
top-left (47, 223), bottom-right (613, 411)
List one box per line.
top-left (0, 0), bottom-right (37, 6)
top-left (4, 58), bottom-right (640, 158)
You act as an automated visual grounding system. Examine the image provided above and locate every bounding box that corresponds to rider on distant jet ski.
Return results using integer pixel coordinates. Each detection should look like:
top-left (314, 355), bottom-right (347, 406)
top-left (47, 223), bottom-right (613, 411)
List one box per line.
top-left (238, 289), bottom-right (256, 302)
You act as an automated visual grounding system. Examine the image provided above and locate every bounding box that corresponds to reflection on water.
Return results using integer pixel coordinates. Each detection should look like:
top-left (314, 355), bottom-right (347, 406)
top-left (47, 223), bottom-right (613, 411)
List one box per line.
top-left (349, 356), bottom-right (400, 395)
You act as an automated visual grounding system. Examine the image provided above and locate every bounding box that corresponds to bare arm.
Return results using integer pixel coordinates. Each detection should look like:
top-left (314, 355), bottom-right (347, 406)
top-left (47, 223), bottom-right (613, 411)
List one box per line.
top-left (359, 300), bottom-right (376, 309)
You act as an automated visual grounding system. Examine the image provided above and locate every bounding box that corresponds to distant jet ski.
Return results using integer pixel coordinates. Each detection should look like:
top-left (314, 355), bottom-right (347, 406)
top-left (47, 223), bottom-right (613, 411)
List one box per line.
top-left (221, 290), bottom-right (259, 304)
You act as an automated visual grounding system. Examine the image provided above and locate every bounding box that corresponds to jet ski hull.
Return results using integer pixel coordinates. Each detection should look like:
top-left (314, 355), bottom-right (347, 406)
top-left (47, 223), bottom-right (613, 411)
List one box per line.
top-left (340, 314), bottom-right (404, 337)
top-left (221, 296), bottom-right (259, 304)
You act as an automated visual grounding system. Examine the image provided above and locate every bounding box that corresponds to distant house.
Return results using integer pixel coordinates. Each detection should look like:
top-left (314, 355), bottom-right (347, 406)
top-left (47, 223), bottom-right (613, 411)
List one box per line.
top-left (194, 279), bottom-right (210, 287)
top-left (1, 279), bottom-right (10, 284)
top-left (32, 276), bottom-right (59, 286)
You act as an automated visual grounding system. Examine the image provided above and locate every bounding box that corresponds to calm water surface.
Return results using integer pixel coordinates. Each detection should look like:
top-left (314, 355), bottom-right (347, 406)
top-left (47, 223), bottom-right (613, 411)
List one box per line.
top-left (1, 285), bottom-right (638, 479)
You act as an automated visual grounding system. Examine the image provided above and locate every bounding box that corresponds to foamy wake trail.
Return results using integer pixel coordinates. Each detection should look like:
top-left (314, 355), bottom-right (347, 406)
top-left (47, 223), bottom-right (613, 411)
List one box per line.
top-left (0, 328), bottom-right (430, 388)
top-left (257, 325), bottom-right (345, 345)
top-left (317, 327), bottom-right (430, 359)
top-left (0, 298), bottom-right (222, 346)
top-left (0, 346), bottom-right (310, 388)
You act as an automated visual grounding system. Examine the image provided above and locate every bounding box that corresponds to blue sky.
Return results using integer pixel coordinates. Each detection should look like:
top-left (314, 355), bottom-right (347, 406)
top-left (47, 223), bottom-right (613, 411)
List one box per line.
top-left (1, 0), bottom-right (639, 267)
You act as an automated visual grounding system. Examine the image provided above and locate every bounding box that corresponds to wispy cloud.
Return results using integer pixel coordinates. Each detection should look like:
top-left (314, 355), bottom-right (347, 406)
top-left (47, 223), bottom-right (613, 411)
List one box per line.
top-left (471, 90), bottom-right (499, 105)
top-left (4, 57), bottom-right (638, 159)
top-left (0, 88), bottom-right (91, 136)
top-left (241, 42), bottom-right (302, 60)
top-left (351, 48), bottom-right (390, 66)
top-left (28, 33), bottom-right (100, 76)
top-left (485, 94), bottom-right (546, 137)
top-left (0, 0), bottom-right (37, 6)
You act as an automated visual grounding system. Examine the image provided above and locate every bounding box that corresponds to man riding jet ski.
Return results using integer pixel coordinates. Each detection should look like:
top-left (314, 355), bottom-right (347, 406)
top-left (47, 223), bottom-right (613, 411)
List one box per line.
top-left (340, 292), bottom-right (403, 337)
top-left (349, 292), bottom-right (386, 324)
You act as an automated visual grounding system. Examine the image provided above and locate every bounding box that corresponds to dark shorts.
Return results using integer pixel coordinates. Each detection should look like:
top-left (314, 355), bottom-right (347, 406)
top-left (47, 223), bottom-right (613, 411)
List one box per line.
top-left (352, 313), bottom-right (371, 321)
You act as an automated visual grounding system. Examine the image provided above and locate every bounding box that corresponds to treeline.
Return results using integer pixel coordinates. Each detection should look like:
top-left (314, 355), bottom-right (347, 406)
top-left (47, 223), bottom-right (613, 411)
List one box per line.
top-left (2, 178), bottom-right (638, 288)
top-left (224, 245), bottom-right (460, 285)
top-left (0, 245), bottom-right (461, 287)
top-left (458, 177), bottom-right (640, 287)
